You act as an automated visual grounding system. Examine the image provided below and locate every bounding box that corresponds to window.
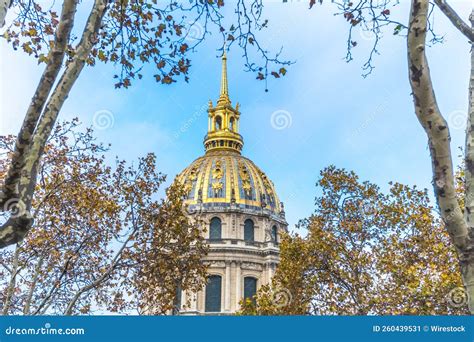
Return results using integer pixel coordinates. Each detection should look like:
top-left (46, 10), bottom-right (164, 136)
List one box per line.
top-left (209, 217), bottom-right (222, 240)
top-left (205, 275), bottom-right (222, 312)
top-left (172, 283), bottom-right (182, 315)
top-left (272, 225), bottom-right (278, 243)
top-left (244, 219), bottom-right (254, 242)
top-left (244, 277), bottom-right (257, 304)
top-left (229, 117), bottom-right (235, 131)
top-left (215, 116), bottom-right (222, 130)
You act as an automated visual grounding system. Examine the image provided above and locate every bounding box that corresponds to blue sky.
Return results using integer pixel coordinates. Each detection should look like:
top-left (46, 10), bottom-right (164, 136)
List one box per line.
top-left (0, 1), bottom-right (471, 230)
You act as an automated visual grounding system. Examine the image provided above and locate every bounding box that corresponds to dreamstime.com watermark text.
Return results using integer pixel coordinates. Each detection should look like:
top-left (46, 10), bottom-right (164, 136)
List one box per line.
top-left (4, 322), bottom-right (85, 336)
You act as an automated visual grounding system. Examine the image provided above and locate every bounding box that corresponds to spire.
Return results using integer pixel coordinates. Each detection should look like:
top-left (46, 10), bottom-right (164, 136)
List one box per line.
top-left (218, 50), bottom-right (229, 104)
top-left (203, 51), bottom-right (243, 154)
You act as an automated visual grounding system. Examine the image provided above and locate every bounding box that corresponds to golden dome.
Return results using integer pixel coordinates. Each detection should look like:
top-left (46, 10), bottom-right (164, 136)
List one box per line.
top-left (176, 51), bottom-right (285, 219)
top-left (177, 150), bottom-right (283, 216)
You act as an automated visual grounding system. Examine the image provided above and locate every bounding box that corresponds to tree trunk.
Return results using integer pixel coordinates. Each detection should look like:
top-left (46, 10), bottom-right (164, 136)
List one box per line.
top-left (464, 8), bottom-right (474, 313)
top-left (408, 0), bottom-right (474, 313)
top-left (464, 11), bottom-right (474, 235)
top-left (0, 0), bottom-right (107, 248)
top-left (0, 0), bottom-right (11, 28)
top-left (1, 0), bottom-right (78, 204)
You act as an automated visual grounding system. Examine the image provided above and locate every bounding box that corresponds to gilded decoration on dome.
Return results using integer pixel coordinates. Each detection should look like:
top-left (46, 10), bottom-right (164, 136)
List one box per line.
top-left (183, 180), bottom-right (193, 196)
top-left (212, 160), bottom-right (223, 180)
top-left (238, 161), bottom-right (252, 199)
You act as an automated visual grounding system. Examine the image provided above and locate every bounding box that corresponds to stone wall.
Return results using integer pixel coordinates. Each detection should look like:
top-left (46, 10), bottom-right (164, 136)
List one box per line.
top-left (179, 208), bottom-right (287, 315)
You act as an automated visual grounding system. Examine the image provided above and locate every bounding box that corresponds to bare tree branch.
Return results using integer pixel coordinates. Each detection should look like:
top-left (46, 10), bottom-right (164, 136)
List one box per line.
top-left (63, 230), bottom-right (135, 315)
top-left (433, 0), bottom-right (474, 41)
top-left (0, 0), bottom-right (12, 28)
top-left (23, 255), bottom-right (44, 315)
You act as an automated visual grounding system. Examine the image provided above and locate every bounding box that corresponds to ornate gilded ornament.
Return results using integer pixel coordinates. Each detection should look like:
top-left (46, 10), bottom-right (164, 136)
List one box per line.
top-left (238, 162), bottom-right (252, 198)
top-left (189, 168), bottom-right (198, 181)
top-left (212, 160), bottom-right (223, 180)
top-left (183, 180), bottom-right (193, 195)
top-left (211, 181), bottom-right (223, 195)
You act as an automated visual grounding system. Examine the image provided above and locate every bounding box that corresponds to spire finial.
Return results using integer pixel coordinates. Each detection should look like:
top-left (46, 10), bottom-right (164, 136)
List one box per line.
top-left (203, 49), bottom-right (243, 154)
top-left (219, 48), bottom-right (229, 102)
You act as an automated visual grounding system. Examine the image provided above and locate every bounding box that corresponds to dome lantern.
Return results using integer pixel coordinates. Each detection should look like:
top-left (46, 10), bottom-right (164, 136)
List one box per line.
top-left (204, 51), bottom-right (244, 154)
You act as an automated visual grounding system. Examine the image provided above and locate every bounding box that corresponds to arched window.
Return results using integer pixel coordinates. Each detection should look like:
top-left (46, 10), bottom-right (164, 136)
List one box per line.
top-left (215, 116), bottom-right (222, 130)
top-left (244, 219), bottom-right (254, 242)
top-left (205, 275), bottom-right (222, 312)
top-left (229, 117), bottom-right (235, 131)
top-left (244, 277), bottom-right (257, 304)
top-left (272, 225), bottom-right (278, 243)
top-left (209, 217), bottom-right (222, 240)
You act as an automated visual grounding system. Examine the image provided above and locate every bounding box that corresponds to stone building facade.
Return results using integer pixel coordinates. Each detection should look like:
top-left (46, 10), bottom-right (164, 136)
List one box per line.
top-left (175, 52), bottom-right (288, 314)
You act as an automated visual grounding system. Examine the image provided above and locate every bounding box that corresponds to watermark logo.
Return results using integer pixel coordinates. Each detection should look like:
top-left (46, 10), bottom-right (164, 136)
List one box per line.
top-left (181, 201), bottom-right (194, 215)
top-left (359, 26), bottom-right (376, 41)
top-left (270, 110), bottom-right (292, 130)
top-left (172, 103), bottom-right (207, 141)
top-left (3, 198), bottom-right (29, 218)
top-left (448, 110), bottom-right (466, 130)
top-left (446, 287), bottom-right (468, 308)
top-left (93, 110), bottom-right (115, 130)
top-left (358, 200), bottom-right (378, 216)
top-left (184, 21), bottom-right (204, 42)
top-left (271, 287), bottom-right (292, 308)
top-left (435, 179), bottom-right (445, 188)
top-left (5, 322), bottom-right (85, 336)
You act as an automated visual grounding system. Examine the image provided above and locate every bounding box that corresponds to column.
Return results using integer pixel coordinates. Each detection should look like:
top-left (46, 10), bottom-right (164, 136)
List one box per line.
top-left (199, 290), bottom-right (205, 313)
top-left (267, 262), bottom-right (273, 282)
top-left (225, 262), bottom-right (231, 312)
top-left (181, 290), bottom-right (187, 312)
top-left (224, 110), bottom-right (228, 130)
top-left (235, 262), bottom-right (241, 308)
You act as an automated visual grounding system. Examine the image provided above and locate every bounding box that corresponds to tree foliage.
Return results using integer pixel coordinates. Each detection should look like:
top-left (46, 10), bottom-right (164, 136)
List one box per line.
top-left (4, 0), bottom-right (290, 87)
top-left (240, 166), bottom-right (467, 315)
top-left (0, 120), bottom-right (208, 315)
top-left (134, 183), bottom-right (209, 315)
